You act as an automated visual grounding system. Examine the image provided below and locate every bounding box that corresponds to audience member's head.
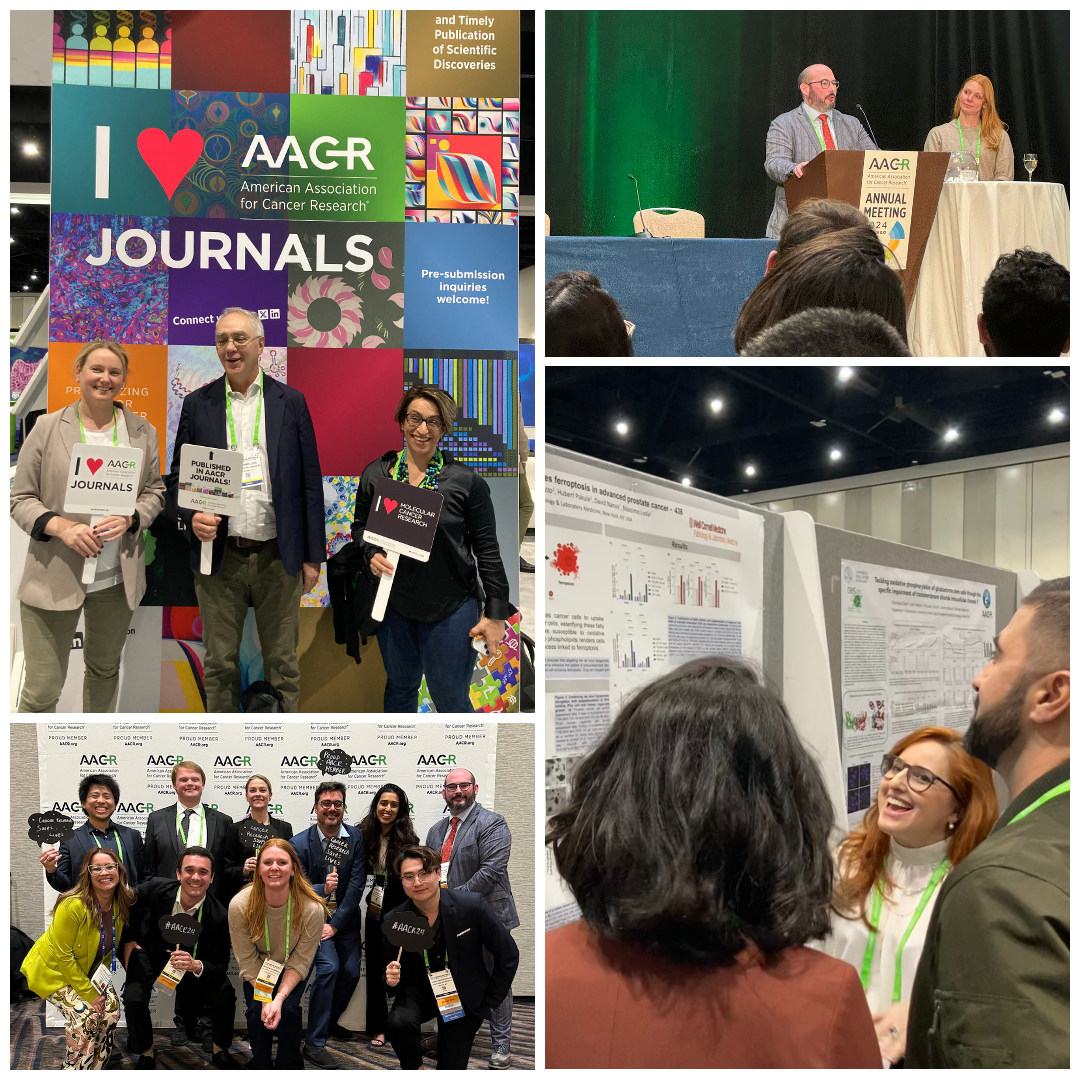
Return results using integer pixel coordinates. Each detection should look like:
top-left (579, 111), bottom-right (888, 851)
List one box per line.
top-left (978, 249), bottom-right (1069, 357)
top-left (546, 271), bottom-right (634, 356)
top-left (767, 198), bottom-right (878, 273)
top-left (547, 656), bottom-right (836, 965)
top-left (740, 307), bottom-right (911, 356)
top-left (735, 231), bottom-right (907, 352)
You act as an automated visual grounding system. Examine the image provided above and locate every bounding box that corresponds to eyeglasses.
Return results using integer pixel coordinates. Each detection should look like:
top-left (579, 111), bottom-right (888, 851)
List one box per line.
top-left (404, 412), bottom-right (446, 432)
top-left (215, 332), bottom-right (256, 346)
top-left (881, 754), bottom-right (960, 799)
top-left (88, 863), bottom-right (118, 874)
top-left (808, 79), bottom-right (840, 90)
top-left (443, 783), bottom-right (474, 792)
top-left (317, 800), bottom-right (345, 810)
top-left (401, 869), bottom-right (435, 885)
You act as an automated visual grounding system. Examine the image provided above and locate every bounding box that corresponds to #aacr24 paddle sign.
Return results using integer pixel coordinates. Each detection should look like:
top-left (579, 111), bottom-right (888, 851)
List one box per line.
top-left (158, 912), bottom-right (203, 950)
top-left (363, 477), bottom-right (445, 621)
top-left (382, 909), bottom-right (437, 952)
top-left (177, 444), bottom-right (244, 574)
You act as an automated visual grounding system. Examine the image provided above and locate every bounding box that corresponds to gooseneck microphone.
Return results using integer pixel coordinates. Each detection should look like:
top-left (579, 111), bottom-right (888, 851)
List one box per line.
top-left (856, 104), bottom-right (880, 150)
top-left (628, 173), bottom-right (652, 237)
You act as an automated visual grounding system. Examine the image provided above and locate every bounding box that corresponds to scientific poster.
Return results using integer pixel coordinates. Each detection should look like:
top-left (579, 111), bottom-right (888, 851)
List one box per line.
top-left (840, 560), bottom-right (996, 827)
top-left (543, 448), bottom-right (766, 927)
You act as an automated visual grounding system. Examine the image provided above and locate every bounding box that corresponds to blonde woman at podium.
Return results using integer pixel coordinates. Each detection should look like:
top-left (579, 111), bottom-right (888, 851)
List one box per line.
top-left (924, 74), bottom-right (1014, 181)
top-left (10, 340), bottom-right (165, 712)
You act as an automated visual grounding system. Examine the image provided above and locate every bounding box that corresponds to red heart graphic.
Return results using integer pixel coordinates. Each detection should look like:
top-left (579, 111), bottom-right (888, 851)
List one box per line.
top-left (136, 128), bottom-right (205, 199)
top-left (86, 458), bottom-right (104, 475)
top-left (384, 500), bottom-right (399, 514)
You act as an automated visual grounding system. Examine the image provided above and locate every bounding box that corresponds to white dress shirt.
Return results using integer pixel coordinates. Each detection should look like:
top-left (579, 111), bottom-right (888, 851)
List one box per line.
top-left (226, 373), bottom-right (276, 541)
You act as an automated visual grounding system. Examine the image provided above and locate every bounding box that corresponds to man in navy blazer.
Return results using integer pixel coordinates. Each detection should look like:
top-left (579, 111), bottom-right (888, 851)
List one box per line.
top-left (291, 781), bottom-right (367, 1069)
top-left (39, 773), bottom-right (145, 893)
top-left (764, 63), bottom-right (876, 238)
top-left (384, 846), bottom-right (519, 1071)
top-left (165, 306), bottom-right (324, 712)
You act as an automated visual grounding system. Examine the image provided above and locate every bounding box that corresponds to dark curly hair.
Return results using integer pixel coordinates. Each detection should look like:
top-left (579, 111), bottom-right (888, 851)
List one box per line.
top-left (545, 270), bottom-right (634, 356)
top-left (547, 657), bottom-right (836, 965)
top-left (981, 249), bottom-right (1069, 357)
top-left (357, 783), bottom-right (418, 871)
top-left (78, 773), bottom-right (120, 806)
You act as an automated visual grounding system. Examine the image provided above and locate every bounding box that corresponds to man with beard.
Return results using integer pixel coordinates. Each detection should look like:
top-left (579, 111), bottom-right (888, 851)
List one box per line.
top-left (426, 768), bottom-right (519, 1069)
top-left (764, 64), bottom-right (876, 238)
top-left (907, 578), bottom-right (1069, 1067)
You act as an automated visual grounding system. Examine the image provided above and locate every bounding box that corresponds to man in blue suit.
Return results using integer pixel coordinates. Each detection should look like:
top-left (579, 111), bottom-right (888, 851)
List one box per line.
top-left (764, 63), bottom-right (876, 238)
top-left (292, 781), bottom-right (367, 1070)
top-left (166, 307), bottom-right (324, 712)
top-left (39, 773), bottom-right (144, 892)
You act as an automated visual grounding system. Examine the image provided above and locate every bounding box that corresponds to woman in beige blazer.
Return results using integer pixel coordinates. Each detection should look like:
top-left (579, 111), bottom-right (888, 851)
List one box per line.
top-left (11, 341), bottom-right (165, 712)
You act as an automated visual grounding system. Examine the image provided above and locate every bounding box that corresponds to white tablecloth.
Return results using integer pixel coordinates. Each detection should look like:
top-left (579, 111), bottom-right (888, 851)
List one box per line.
top-left (909, 182), bottom-right (1070, 357)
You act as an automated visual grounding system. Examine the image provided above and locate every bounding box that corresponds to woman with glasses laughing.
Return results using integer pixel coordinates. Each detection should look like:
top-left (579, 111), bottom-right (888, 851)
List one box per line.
top-left (816, 727), bottom-right (998, 1067)
top-left (352, 384), bottom-right (515, 713)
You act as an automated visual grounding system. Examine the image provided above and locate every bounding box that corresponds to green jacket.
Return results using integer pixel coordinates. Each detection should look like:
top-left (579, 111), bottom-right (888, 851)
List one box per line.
top-left (906, 760), bottom-right (1069, 1067)
top-left (21, 896), bottom-right (126, 1005)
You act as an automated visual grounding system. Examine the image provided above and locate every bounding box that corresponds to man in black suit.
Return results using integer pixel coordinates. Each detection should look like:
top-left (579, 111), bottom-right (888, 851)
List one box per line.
top-left (39, 773), bottom-right (145, 892)
top-left (119, 846), bottom-right (239, 1069)
top-left (385, 845), bottom-right (519, 1070)
top-left (165, 306), bottom-right (325, 712)
top-left (143, 761), bottom-right (232, 904)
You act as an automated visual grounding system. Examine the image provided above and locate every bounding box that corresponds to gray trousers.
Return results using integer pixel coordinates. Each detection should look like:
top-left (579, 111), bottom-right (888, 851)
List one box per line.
top-left (488, 987), bottom-right (513, 1049)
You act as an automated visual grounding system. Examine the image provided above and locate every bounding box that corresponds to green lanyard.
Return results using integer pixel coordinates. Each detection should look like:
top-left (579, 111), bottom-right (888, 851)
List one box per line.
top-left (421, 948), bottom-right (448, 972)
top-left (957, 119), bottom-right (981, 164)
top-left (76, 402), bottom-right (118, 446)
top-left (263, 894), bottom-right (292, 960)
top-left (174, 887), bottom-right (204, 959)
top-left (226, 373), bottom-right (263, 451)
top-left (91, 827), bottom-right (124, 865)
top-left (176, 805), bottom-right (205, 846)
top-left (1005, 779), bottom-right (1069, 826)
top-left (860, 857), bottom-right (950, 1004)
top-left (812, 118), bottom-right (827, 154)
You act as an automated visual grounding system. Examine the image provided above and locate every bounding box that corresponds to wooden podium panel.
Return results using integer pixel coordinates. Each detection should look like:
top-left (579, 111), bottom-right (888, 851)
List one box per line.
top-left (785, 150), bottom-right (950, 309)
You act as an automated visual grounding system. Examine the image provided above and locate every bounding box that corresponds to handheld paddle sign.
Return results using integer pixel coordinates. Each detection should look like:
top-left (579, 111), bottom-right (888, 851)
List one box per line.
top-left (362, 478), bottom-right (444, 621)
top-left (28, 810), bottom-right (76, 846)
top-left (158, 911), bottom-right (203, 951)
top-left (238, 820), bottom-right (272, 854)
top-left (177, 445), bottom-right (244, 574)
top-left (383, 909), bottom-right (437, 962)
top-left (64, 444), bottom-right (144, 585)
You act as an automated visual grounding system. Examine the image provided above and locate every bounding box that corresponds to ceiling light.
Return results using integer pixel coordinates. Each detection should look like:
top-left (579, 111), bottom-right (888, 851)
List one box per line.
top-left (709, 398), bottom-right (723, 414)
top-left (810, 419), bottom-right (827, 428)
top-left (22, 285), bottom-right (29, 291)
top-left (829, 447), bottom-right (842, 461)
top-left (1048, 407), bottom-right (1066, 423)
top-left (837, 367), bottom-right (854, 383)
top-left (681, 477), bottom-right (691, 487)
top-left (615, 420), bottom-right (629, 436)
top-left (29, 274), bottom-right (37, 281)
top-left (943, 427), bottom-right (959, 443)
top-left (23, 143), bottom-right (39, 156)
top-left (10, 206), bottom-right (19, 214)
top-left (744, 464), bottom-right (756, 477)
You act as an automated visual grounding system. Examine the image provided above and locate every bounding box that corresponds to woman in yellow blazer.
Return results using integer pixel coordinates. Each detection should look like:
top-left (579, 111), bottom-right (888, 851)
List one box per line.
top-left (10, 340), bottom-right (166, 712)
top-left (22, 847), bottom-right (135, 1069)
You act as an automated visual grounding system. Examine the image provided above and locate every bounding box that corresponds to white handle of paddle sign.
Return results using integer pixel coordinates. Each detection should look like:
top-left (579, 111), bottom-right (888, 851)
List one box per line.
top-left (372, 550), bottom-right (399, 622)
top-left (200, 540), bottom-right (213, 575)
top-left (81, 516), bottom-right (103, 584)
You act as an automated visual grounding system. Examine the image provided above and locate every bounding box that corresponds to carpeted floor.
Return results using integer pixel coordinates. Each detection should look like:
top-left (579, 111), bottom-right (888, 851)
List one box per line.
top-left (10, 996), bottom-right (535, 1070)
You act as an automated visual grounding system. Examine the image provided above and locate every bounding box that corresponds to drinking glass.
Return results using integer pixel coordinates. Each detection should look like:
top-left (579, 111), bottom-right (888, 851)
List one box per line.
top-left (1024, 154), bottom-right (1038, 181)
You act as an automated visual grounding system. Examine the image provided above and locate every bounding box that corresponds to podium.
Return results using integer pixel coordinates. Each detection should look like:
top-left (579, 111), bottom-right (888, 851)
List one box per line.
top-left (785, 150), bottom-right (950, 309)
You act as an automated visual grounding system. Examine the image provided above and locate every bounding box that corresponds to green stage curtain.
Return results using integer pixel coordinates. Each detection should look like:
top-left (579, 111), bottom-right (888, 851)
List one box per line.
top-left (546, 11), bottom-right (1069, 238)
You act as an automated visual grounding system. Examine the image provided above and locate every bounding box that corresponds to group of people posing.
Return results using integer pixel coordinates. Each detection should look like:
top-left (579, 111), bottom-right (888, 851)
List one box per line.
top-left (548, 578), bottom-right (1069, 1068)
top-left (23, 763), bottom-right (520, 1070)
top-left (11, 306), bottom-right (515, 714)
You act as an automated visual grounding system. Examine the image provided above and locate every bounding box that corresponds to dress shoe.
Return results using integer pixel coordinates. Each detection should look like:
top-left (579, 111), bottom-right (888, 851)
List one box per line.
top-left (211, 1050), bottom-right (242, 1069)
top-left (303, 1044), bottom-right (341, 1070)
top-left (135, 1054), bottom-right (157, 1069)
top-left (328, 1023), bottom-right (360, 1041)
top-left (170, 1026), bottom-right (190, 1047)
top-left (519, 556), bottom-right (534, 573)
top-left (490, 1045), bottom-right (512, 1069)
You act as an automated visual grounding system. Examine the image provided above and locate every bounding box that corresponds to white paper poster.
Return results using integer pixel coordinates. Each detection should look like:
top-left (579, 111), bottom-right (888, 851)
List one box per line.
top-left (543, 449), bottom-right (766, 927)
top-left (839, 560), bottom-right (996, 827)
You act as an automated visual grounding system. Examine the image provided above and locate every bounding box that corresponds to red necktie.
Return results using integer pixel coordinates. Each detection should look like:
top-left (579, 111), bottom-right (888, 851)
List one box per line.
top-left (440, 817), bottom-right (459, 864)
top-left (819, 114), bottom-right (836, 151)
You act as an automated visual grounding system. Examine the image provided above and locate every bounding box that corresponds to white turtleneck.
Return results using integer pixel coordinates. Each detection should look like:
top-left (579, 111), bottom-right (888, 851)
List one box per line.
top-left (812, 837), bottom-right (951, 1017)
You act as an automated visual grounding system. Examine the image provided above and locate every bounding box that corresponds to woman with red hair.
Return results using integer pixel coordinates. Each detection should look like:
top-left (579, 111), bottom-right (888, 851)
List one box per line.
top-left (924, 74), bottom-right (1015, 180)
top-left (819, 727), bottom-right (997, 1066)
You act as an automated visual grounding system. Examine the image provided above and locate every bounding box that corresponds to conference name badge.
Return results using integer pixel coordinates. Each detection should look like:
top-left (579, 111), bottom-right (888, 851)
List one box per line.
top-left (253, 957), bottom-right (285, 1003)
top-left (440, 862), bottom-right (449, 888)
top-left (241, 449), bottom-right (264, 490)
top-left (427, 968), bottom-right (466, 1022)
top-left (90, 963), bottom-right (114, 993)
top-left (155, 960), bottom-right (183, 995)
top-left (369, 883), bottom-right (384, 916)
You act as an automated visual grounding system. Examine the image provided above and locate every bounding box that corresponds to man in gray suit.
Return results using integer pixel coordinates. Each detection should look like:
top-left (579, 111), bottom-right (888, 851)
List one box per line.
top-left (764, 63), bottom-right (876, 238)
top-left (426, 768), bottom-right (519, 1069)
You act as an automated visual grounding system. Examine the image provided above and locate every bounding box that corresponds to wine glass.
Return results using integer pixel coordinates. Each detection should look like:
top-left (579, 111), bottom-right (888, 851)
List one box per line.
top-left (1024, 154), bottom-right (1038, 181)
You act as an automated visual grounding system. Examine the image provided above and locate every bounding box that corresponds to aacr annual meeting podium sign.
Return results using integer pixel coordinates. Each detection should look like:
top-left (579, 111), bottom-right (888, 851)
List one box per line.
top-left (47, 9), bottom-right (523, 712)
